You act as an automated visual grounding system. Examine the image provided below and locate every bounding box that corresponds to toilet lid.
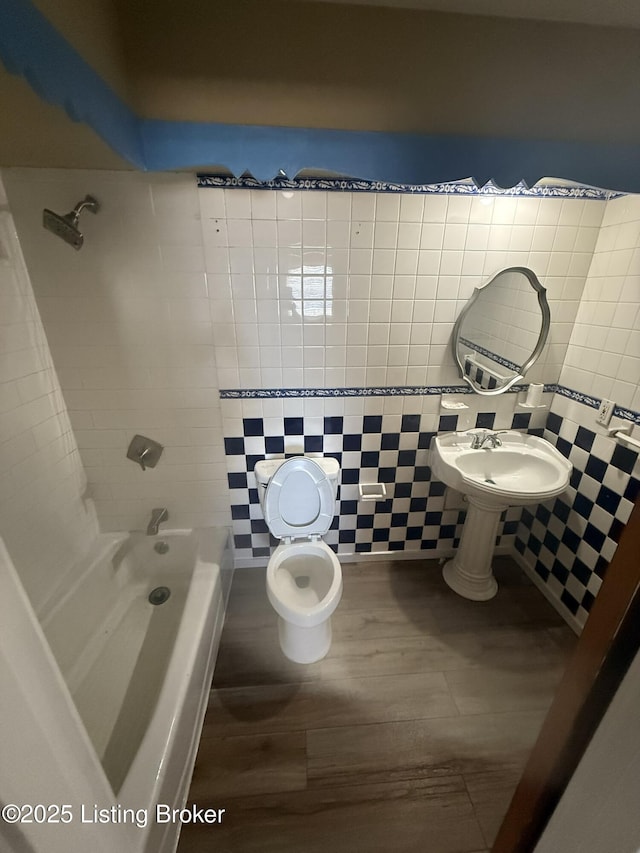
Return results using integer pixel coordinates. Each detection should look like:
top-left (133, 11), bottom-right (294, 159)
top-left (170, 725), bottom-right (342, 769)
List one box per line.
top-left (263, 457), bottom-right (335, 540)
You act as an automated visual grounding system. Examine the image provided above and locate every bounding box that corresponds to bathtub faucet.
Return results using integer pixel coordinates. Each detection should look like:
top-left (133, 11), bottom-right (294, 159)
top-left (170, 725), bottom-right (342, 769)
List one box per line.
top-left (147, 507), bottom-right (169, 535)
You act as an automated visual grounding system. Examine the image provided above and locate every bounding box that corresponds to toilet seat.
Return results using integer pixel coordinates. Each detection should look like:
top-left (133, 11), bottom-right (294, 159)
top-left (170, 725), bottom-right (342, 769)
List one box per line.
top-left (263, 456), bottom-right (335, 541)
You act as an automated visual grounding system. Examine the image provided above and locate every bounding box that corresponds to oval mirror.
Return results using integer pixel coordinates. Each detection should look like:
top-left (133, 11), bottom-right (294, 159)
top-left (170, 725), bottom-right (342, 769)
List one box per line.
top-left (452, 266), bottom-right (550, 395)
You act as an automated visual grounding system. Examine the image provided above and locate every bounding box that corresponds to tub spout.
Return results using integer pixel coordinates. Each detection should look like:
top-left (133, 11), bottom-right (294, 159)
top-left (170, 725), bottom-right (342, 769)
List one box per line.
top-left (147, 507), bottom-right (169, 535)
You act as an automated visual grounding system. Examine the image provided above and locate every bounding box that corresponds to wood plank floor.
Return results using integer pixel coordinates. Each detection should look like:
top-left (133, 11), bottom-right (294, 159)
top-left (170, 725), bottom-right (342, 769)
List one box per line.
top-left (177, 556), bottom-right (575, 853)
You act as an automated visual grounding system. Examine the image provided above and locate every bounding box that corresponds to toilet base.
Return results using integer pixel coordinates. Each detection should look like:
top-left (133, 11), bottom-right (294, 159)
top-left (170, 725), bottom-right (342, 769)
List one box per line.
top-left (278, 616), bottom-right (332, 664)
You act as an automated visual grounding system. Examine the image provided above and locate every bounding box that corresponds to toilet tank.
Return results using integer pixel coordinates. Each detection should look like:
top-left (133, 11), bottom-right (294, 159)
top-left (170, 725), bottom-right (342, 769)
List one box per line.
top-left (254, 456), bottom-right (340, 513)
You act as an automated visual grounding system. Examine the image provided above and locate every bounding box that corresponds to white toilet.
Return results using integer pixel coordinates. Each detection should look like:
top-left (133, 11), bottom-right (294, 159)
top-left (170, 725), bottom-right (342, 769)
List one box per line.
top-left (254, 456), bottom-right (343, 664)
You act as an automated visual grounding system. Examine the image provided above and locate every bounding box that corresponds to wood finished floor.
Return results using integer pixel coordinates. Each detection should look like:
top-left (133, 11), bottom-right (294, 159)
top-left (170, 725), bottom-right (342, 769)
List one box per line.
top-left (177, 556), bottom-right (576, 853)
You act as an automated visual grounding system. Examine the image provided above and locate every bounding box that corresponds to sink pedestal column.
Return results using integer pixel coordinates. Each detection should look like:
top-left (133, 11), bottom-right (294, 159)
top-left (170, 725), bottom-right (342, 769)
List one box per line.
top-left (442, 496), bottom-right (506, 601)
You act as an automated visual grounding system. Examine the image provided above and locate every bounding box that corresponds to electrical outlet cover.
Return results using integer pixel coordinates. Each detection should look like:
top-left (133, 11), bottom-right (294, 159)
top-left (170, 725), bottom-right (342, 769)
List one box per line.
top-left (596, 399), bottom-right (615, 426)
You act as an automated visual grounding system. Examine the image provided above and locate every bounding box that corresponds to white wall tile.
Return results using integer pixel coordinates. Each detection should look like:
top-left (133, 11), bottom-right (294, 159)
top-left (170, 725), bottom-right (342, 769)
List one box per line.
top-left (559, 193), bottom-right (640, 410)
top-left (4, 170), bottom-right (232, 536)
top-left (351, 193), bottom-right (376, 221)
top-left (0, 206), bottom-right (98, 615)
top-left (250, 190), bottom-right (276, 219)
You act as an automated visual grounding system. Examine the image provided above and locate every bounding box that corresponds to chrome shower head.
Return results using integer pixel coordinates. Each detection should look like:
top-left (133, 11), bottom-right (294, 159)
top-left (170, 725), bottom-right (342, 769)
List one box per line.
top-left (42, 195), bottom-right (100, 250)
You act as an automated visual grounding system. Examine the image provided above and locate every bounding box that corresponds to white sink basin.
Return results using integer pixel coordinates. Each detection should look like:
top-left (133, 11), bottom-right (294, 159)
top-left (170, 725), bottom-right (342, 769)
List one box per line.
top-left (430, 429), bottom-right (572, 601)
top-left (430, 430), bottom-right (572, 508)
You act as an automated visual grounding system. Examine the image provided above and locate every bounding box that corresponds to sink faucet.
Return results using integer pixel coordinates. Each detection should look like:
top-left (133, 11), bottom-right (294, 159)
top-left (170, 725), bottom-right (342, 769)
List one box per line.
top-left (470, 430), bottom-right (503, 450)
top-left (147, 507), bottom-right (169, 535)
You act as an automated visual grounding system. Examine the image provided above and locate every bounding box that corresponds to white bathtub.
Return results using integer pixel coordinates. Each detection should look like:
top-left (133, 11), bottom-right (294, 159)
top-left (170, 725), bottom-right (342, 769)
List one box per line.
top-left (39, 527), bottom-right (232, 853)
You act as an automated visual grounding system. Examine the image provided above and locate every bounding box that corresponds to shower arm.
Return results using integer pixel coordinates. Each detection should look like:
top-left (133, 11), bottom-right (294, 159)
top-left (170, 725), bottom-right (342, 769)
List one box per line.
top-left (69, 196), bottom-right (99, 223)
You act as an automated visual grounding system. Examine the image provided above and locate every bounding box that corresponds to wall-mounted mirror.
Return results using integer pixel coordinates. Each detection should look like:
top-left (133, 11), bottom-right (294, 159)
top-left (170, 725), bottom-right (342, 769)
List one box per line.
top-left (452, 266), bottom-right (550, 395)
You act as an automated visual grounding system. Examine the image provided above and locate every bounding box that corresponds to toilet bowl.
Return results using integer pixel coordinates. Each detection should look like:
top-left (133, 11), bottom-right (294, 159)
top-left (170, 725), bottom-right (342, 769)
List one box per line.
top-left (255, 456), bottom-right (343, 664)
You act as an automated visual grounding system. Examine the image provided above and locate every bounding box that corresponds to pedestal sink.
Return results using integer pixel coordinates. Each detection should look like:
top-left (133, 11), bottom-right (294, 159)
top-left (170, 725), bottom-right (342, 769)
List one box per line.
top-left (429, 430), bottom-right (572, 601)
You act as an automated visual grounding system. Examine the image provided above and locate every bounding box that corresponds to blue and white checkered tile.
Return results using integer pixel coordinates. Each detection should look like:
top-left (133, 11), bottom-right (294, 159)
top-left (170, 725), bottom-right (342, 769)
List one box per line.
top-left (224, 410), bottom-right (525, 563)
top-left (464, 359), bottom-right (499, 392)
top-left (516, 406), bottom-right (640, 629)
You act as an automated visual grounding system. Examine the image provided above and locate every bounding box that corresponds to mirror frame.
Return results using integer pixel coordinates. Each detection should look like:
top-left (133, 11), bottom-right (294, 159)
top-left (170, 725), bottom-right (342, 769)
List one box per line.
top-left (451, 266), bottom-right (551, 395)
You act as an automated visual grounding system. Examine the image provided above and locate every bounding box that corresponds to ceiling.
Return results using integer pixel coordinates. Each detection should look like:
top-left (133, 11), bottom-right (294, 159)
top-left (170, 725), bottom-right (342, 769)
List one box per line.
top-left (289, 0), bottom-right (640, 30)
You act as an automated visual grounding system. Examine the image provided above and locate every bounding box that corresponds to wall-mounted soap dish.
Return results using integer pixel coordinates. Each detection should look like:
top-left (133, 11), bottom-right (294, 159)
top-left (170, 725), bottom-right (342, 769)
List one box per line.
top-left (359, 483), bottom-right (387, 501)
top-left (440, 394), bottom-right (470, 411)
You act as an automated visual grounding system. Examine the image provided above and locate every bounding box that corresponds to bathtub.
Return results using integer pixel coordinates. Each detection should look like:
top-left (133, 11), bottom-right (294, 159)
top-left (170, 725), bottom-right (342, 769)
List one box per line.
top-left (39, 527), bottom-right (232, 853)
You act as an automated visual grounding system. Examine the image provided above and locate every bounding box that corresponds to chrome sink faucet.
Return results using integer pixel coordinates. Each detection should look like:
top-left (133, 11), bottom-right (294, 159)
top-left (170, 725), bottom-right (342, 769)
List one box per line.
top-left (147, 507), bottom-right (169, 535)
top-left (470, 430), bottom-right (503, 450)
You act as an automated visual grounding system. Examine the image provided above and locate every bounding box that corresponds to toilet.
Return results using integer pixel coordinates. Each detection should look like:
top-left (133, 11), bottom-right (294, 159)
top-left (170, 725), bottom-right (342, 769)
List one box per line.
top-left (254, 456), bottom-right (343, 664)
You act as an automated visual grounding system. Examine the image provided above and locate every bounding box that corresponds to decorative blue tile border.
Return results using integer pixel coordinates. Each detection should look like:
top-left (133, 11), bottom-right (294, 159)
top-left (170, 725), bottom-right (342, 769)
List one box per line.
top-left (616, 406), bottom-right (640, 425)
top-left (221, 385), bottom-right (471, 400)
top-left (553, 386), bottom-right (640, 425)
top-left (458, 337), bottom-right (522, 373)
top-left (197, 174), bottom-right (622, 200)
top-left (220, 384), bottom-right (530, 400)
top-left (219, 384), bottom-right (640, 426)
top-left (553, 385), bottom-right (601, 410)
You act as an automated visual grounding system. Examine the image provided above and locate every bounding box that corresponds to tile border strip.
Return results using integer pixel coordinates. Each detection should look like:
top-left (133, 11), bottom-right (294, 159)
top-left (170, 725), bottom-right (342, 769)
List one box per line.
top-left (220, 383), bottom-right (526, 399)
top-left (458, 336), bottom-right (522, 374)
top-left (197, 174), bottom-right (623, 200)
top-left (219, 384), bottom-right (640, 425)
top-left (553, 386), bottom-right (640, 425)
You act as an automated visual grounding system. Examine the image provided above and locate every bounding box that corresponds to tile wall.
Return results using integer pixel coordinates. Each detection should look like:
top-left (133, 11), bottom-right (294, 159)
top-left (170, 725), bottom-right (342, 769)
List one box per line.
top-left (202, 185), bottom-right (603, 392)
top-left (222, 391), bottom-right (549, 565)
top-left (3, 169), bottom-right (231, 533)
top-left (516, 194), bottom-right (640, 629)
top-left (0, 180), bottom-right (98, 615)
top-left (3, 169), bottom-right (638, 636)
top-left (560, 194), bottom-right (640, 412)
top-left (202, 181), bottom-right (606, 567)
top-left (516, 392), bottom-right (639, 630)
top-left (4, 170), bottom-right (604, 539)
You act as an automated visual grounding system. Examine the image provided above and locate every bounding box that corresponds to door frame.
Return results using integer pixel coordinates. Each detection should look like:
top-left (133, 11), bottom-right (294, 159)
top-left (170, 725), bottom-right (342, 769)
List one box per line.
top-left (493, 495), bottom-right (640, 852)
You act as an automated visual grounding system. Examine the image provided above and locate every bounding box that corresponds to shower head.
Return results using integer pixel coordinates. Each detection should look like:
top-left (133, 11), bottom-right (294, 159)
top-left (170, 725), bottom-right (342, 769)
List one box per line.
top-left (42, 195), bottom-right (100, 250)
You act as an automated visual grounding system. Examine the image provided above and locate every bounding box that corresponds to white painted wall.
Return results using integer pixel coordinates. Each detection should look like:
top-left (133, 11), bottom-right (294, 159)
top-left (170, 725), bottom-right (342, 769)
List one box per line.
top-left (535, 647), bottom-right (640, 853)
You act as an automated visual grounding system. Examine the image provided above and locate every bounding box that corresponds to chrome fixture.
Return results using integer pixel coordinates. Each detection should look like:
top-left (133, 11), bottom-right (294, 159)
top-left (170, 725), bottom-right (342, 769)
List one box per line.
top-left (147, 507), bottom-right (169, 536)
top-left (470, 430), bottom-right (503, 450)
top-left (42, 195), bottom-right (99, 250)
top-left (127, 434), bottom-right (163, 471)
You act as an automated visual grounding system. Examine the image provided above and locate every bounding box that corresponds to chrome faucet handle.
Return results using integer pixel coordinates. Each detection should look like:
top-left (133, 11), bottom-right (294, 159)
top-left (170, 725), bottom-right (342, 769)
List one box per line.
top-left (469, 430), bottom-right (488, 449)
top-left (138, 447), bottom-right (151, 471)
top-left (127, 434), bottom-right (164, 471)
top-left (469, 429), bottom-right (506, 449)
